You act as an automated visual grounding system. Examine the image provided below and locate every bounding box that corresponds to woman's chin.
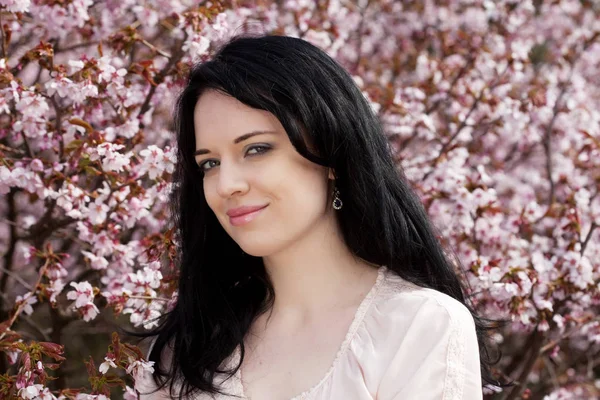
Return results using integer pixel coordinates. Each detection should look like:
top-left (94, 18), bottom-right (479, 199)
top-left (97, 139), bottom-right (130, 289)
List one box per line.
top-left (239, 246), bottom-right (273, 258)
top-left (235, 239), bottom-right (284, 258)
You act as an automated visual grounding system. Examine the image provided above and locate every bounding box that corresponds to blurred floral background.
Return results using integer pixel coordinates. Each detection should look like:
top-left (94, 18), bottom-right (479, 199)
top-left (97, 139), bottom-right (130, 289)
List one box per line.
top-left (0, 0), bottom-right (599, 399)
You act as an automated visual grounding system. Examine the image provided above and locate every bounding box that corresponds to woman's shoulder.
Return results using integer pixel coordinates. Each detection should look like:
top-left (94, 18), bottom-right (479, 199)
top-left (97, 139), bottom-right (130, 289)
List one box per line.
top-left (374, 267), bottom-right (476, 332)
top-left (368, 268), bottom-right (483, 399)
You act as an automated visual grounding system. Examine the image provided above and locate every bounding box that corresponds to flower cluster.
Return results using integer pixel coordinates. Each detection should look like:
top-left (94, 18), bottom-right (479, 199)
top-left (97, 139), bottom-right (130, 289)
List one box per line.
top-left (66, 281), bottom-right (99, 322)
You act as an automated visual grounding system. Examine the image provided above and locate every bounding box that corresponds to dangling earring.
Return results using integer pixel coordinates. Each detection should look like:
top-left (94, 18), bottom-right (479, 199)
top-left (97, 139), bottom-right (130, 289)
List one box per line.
top-left (332, 186), bottom-right (343, 210)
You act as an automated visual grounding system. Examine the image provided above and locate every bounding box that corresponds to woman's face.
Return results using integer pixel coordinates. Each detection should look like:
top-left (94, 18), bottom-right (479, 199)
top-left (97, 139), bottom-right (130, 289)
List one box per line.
top-left (193, 89), bottom-right (334, 257)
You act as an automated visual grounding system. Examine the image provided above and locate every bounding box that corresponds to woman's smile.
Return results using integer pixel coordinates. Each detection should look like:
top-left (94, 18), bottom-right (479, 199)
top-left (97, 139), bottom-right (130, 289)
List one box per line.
top-left (228, 204), bottom-right (269, 226)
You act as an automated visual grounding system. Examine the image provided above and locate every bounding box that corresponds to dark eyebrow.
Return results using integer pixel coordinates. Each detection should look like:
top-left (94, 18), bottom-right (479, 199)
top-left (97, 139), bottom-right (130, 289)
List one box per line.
top-left (194, 130), bottom-right (277, 156)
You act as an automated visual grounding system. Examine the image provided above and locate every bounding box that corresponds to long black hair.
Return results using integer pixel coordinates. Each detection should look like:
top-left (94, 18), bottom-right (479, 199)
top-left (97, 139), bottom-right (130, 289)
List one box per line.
top-left (134, 33), bottom-right (507, 399)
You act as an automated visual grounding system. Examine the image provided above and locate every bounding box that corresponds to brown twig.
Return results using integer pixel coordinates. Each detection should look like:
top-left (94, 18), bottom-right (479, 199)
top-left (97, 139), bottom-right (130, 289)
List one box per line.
top-left (420, 62), bottom-right (510, 181)
top-left (0, 258), bottom-right (49, 341)
top-left (49, 95), bottom-right (65, 161)
top-left (580, 222), bottom-right (597, 257)
top-left (138, 33), bottom-right (188, 123)
top-left (127, 295), bottom-right (171, 302)
top-left (502, 330), bottom-right (546, 400)
top-left (0, 11), bottom-right (5, 59)
top-left (0, 143), bottom-right (26, 156)
top-left (541, 79), bottom-right (569, 207)
top-left (421, 89), bottom-right (485, 181)
top-left (21, 134), bottom-right (34, 159)
top-left (533, 33), bottom-right (599, 221)
top-left (140, 39), bottom-right (171, 58)
top-left (55, 41), bottom-right (100, 53)
top-left (0, 189), bottom-right (18, 314)
top-left (49, 306), bottom-right (68, 390)
top-left (351, 0), bottom-right (371, 74)
top-left (0, 265), bottom-right (32, 291)
top-left (20, 314), bottom-right (51, 342)
top-left (540, 315), bottom-right (600, 354)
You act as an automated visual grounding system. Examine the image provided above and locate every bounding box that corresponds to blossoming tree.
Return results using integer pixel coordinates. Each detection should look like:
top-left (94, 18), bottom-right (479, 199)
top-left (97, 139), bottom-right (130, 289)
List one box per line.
top-left (0, 0), bottom-right (599, 399)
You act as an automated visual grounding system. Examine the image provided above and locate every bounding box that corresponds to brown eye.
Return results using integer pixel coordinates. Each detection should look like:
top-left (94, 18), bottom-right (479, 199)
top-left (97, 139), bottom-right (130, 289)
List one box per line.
top-left (246, 144), bottom-right (271, 156)
top-left (199, 159), bottom-right (219, 171)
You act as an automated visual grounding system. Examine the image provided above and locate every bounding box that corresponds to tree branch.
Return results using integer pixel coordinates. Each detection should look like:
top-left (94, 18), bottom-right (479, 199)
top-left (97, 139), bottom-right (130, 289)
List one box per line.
top-left (580, 222), bottom-right (597, 257)
top-left (0, 11), bottom-right (6, 59)
top-left (502, 330), bottom-right (546, 400)
top-left (138, 34), bottom-right (188, 126)
top-left (0, 189), bottom-right (18, 314)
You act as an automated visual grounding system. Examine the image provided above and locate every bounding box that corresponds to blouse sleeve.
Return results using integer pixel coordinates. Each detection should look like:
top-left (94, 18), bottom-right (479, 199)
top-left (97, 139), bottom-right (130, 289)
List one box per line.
top-left (376, 293), bottom-right (483, 400)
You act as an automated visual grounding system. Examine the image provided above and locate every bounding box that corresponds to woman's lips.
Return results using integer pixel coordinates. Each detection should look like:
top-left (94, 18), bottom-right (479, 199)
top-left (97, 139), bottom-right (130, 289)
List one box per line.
top-left (228, 205), bottom-right (268, 226)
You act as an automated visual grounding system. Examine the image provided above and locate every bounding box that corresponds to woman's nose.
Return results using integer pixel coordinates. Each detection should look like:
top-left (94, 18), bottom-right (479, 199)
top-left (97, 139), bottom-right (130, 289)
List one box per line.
top-left (215, 161), bottom-right (249, 198)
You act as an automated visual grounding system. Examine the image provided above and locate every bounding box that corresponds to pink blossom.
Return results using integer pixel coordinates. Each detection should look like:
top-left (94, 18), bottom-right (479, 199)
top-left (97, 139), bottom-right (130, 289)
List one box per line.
top-left (47, 182), bottom-right (90, 220)
top-left (71, 81), bottom-right (99, 106)
top-left (87, 142), bottom-right (133, 173)
top-left (127, 358), bottom-right (155, 391)
top-left (0, 166), bottom-right (12, 195)
top-left (132, 5), bottom-right (159, 28)
top-left (15, 90), bottom-right (50, 119)
top-left (538, 320), bottom-right (550, 332)
top-left (76, 221), bottom-right (94, 242)
top-left (207, 12), bottom-right (230, 39)
top-left (121, 195), bottom-right (152, 229)
top-left (6, 348), bottom-right (21, 365)
top-left (30, 0), bottom-right (94, 37)
top-left (81, 251), bottom-right (109, 270)
top-left (44, 76), bottom-right (74, 98)
top-left (0, 96), bottom-right (9, 114)
top-left (67, 60), bottom-right (85, 74)
top-left (99, 356), bottom-right (117, 374)
top-left (123, 386), bottom-right (138, 400)
top-left (13, 115), bottom-right (48, 139)
top-left (97, 56), bottom-right (127, 84)
top-left (562, 251), bottom-right (594, 290)
top-left (0, 0), bottom-right (30, 13)
top-left (138, 145), bottom-right (175, 180)
top-left (18, 385), bottom-right (40, 399)
top-left (90, 230), bottom-right (117, 258)
top-left (45, 262), bottom-right (68, 281)
top-left (47, 279), bottom-right (66, 304)
top-left (303, 29), bottom-right (332, 49)
top-left (86, 200), bottom-right (109, 225)
top-left (544, 387), bottom-right (589, 400)
top-left (15, 292), bottom-right (37, 315)
top-left (17, 384), bottom-right (56, 400)
top-left (182, 35), bottom-right (210, 59)
top-left (8, 167), bottom-right (46, 197)
top-left (80, 303), bottom-right (100, 322)
top-left (29, 159), bottom-right (44, 172)
top-left (66, 281), bottom-right (95, 308)
top-left (119, 119), bottom-right (140, 139)
top-left (75, 395), bottom-right (109, 400)
top-left (66, 281), bottom-right (99, 321)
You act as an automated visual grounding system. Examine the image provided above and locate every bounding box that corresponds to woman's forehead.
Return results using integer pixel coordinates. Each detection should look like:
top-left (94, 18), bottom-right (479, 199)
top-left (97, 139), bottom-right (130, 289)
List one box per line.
top-left (193, 92), bottom-right (284, 145)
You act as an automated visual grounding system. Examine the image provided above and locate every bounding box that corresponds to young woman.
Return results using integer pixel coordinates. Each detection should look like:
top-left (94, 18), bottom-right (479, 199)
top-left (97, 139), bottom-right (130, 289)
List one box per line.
top-left (137, 34), bottom-right (503, 399)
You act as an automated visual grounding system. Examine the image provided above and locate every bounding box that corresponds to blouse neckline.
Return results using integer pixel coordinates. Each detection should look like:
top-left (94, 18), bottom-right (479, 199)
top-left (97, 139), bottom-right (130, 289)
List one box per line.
top-left (234, 265), bottom-right (388, 400)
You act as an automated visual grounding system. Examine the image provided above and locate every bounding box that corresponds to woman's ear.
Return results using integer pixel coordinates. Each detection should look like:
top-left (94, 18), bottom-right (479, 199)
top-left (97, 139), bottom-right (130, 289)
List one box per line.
top-left (328, 168), bottom-right (336, 180)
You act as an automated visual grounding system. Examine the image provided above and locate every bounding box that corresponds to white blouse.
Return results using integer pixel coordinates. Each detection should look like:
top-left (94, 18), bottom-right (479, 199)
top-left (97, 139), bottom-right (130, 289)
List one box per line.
top-left (138, 266), bottom-right (483, 399)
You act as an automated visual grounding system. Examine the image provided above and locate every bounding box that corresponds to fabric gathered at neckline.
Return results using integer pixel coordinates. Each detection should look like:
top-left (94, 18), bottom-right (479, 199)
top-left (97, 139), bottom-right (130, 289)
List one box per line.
top-left (231, 265), bottom-right (389, 400)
